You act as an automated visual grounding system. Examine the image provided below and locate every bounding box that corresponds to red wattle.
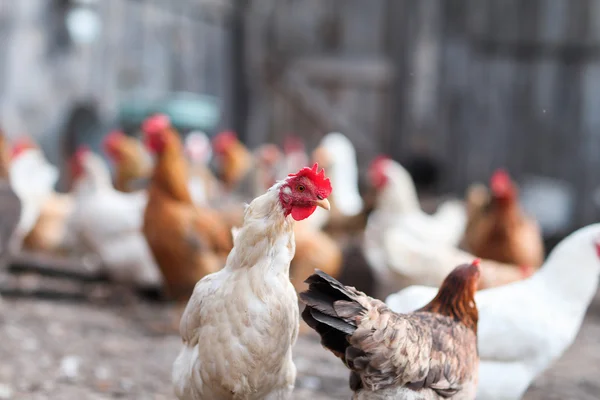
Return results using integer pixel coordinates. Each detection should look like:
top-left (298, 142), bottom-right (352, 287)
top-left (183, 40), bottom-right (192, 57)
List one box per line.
top-left (291, 205), bottom-right (317, 221)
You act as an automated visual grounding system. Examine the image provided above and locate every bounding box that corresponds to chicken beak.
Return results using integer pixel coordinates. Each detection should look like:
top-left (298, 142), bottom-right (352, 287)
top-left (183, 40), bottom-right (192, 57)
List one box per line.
top-left (315, 198), bottom-right (330, 211)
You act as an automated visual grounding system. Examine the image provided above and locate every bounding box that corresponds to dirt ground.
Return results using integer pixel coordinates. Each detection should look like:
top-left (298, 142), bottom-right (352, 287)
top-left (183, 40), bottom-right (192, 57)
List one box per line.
top-left (0, 286), bottom-right (599, 400)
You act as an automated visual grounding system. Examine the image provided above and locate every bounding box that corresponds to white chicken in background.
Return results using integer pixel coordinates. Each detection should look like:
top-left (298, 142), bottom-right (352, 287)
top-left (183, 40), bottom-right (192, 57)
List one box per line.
top-left (69, 146), bottom-right (162, 290)
top-left (301, 132), bottom-right (364, 231)
top-left (386, 223), bottom-right (600, 400)
top-left (173, 163), bottom-right (333, 400)
top-left (184, 131), bottom-right (218, 205)
top-left (363, 155), bottom-right (467, 297)
top-left (8, 138), bottom-right (60, 250)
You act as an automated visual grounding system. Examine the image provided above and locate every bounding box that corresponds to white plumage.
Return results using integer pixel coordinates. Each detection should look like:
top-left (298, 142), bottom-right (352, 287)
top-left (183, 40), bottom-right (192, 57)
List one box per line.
top-left (70, 150), bottom-right (162, 289)
top-left (363, 158), bottom-right (466, 297)
top-left (386, 223), bottom-right (600, 400)
top-left (173, 181), bottom-right (299, 400)
top-left (9, 148), bottom-right (59, 248)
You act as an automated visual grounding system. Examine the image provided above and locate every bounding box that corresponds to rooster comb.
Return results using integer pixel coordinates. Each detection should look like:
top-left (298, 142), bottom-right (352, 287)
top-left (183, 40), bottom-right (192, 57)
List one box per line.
top-left (288, 163), bottom-right (332, 195)
top-left (10, 136), bottom-right (37, 159)
top-left (471, 258), bottom-right (481, 268)
top-left (212, 130), bottom-right (238, 153)
top-left (490, 168), bottom-right (511, 186)
top-left (370, 154), bottom-right (391, 170)
top-left (142, 114), bottom-right (171, 135)
top-left (283, 135), bottom-right (305, 153)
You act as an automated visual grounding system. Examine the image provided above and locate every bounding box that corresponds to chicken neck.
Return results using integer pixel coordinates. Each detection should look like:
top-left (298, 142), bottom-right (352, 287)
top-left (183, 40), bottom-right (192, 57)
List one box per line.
top-left (224, 182), bottom-right (295, 276)
top-left (151, 134), bottom-right (193, 204)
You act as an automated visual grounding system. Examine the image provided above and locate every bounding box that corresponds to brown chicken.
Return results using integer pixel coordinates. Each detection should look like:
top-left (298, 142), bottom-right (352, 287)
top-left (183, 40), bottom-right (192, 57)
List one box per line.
top-left (301, 261), bottom-right (480, 399)
top-left (103, 130), bottom-right (151, 193)
top-left (211, 130), bottom-right (254, 193)
top-left (464, 169), bottom-right (544, 270)
top-left (141, 114), bottom-right (233, 302)
top-left (290, 222), bottom-right (342, 294)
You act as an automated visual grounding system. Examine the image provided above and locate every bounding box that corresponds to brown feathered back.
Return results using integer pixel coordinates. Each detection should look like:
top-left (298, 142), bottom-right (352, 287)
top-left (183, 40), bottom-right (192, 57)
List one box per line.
top-left (143, 123), bottom-right (232, 301)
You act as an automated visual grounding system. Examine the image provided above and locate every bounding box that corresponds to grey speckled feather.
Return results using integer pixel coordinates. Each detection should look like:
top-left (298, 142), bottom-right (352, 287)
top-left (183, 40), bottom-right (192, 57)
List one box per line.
top-left (300, 270), bottom-right (478, 400)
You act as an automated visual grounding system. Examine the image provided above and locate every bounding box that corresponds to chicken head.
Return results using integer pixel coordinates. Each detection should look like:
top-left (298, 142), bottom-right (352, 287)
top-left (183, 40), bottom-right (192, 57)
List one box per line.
top-left (279, 163), bottom-right (332, 221)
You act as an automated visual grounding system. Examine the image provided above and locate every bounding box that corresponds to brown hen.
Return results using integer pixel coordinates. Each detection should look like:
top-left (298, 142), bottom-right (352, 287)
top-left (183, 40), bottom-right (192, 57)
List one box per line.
top-left (464, 169), bottom-right (544, 270)
top-left (141, 114), bottom-right (233, 303)
top-left (301, 261), bottom-right (480, 399)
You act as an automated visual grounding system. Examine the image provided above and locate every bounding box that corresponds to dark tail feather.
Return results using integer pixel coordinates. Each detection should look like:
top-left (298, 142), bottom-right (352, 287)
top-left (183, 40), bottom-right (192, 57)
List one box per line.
top-left (300, 269), bottom-right (366, 358)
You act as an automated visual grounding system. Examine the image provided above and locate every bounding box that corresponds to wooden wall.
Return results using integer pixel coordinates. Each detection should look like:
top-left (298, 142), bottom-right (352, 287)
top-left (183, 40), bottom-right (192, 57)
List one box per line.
top-left (242, 0), bottom-right (600, 227)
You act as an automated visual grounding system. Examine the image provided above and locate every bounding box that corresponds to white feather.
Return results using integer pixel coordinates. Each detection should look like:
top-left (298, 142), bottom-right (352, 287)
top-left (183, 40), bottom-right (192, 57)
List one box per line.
top-left (386, 223), bottom-right (600, 400)
top-left (318, 132), bottom-right (363, 216)
top-left (174, 180), bottom-right (299, 400)
top-left (9, 149), bottom-right (59, 246)
top-left (71, 151), bottom-right (162, 288)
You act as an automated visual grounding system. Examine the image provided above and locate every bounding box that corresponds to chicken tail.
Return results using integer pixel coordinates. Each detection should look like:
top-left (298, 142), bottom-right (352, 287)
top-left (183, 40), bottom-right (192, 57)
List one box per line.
top-left (299, 270), bottom-right (366, 358)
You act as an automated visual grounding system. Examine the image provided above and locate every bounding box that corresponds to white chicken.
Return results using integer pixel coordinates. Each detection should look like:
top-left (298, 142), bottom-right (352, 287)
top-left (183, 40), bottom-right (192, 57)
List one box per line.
top-left (304, 132), bottom-right (363, 231)
top-left (8, 139), bottom-right (60, 250)
top-left (173, 163), bottom-right (333, 400)
top-left (184, 131), bottom-right (216, 205)
top-left (363, 155), bottom-right (467, 298)
top-left (386, 223), bottom-right (600, 400)
top-left (69, 146), bottom-right (162, 289)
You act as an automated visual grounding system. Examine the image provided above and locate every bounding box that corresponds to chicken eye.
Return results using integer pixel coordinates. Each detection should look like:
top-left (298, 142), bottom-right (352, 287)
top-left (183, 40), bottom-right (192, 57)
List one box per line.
top-left (297, 185), bottom-right (305, 192)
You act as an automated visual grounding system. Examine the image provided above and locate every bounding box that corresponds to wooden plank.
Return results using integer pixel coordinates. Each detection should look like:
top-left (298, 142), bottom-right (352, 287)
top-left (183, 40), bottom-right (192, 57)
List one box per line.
top-left (291, 56), bottom-right (394, 86)
top-left (272, 69), bottom-right (377, 156)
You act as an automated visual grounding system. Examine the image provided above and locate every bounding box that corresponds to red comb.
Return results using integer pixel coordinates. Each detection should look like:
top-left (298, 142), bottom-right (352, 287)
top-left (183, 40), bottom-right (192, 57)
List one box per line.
top-left (10, 137), bottom-right (36, 159)
top-left (141, 114), bottom-right (171, 135)
top-left (519, 264), bottom-right (534, 278)
top-left (103, 130), bottom-right (125, 149)
top-left (368, 155), bottom-right (391, 188)
top-left (75, 145), bottom-right (91, 157)
top-left (595, 241), bottom-right (600, 259)
top-left (472, 258), bottom-right (481, 267)
top-left (490, 169), bottom-right (512, 194)
top-left (288, 163), bottom-right (332, 196)
top-left (283, 135), bottom-right (305, 154)
top-left (212, 131), bottom-right (238, 153)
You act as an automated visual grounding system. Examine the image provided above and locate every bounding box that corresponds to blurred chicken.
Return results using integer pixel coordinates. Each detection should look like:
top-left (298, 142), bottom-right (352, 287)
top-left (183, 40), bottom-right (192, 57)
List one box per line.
top-left (103, 130), bottom-right (152, 193)
top-left (16, 137), bottom-right (76, 254)
top-left (0, 133), bottom-right (22, 270)
top-left (211, 130), bottom-right (282, 202)
top-left (69, 146), bottom-right (162, 290)
top-left (142, 115), bottom-right (233, 302)
top-left (8, 137), bottom-right (63, 251)
top-left (289, 220), bottom-right (342, 295)
top-left (301, 261), bottom-right (480, 400)
top-left (366, 156), bottom-right (466, 247)
top-left (370, 225), bottom-right (533, 297)
top-left (364, 156), bottom-right (474, 297)
top-left (387, 223), bottom-right (600, 400)
top-left (464, 169), bottom-right (544, 269)
top-left (173, 163), bottom-right (332, 400)
top-left (184, 131), bottom-right (221, 205)
top-left (310, 132), bottom-right (371, 238)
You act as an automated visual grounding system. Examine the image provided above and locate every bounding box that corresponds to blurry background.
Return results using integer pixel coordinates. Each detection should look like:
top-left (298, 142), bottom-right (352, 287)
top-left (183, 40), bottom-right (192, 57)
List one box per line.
top-left (1, 1), bottom-right (600, 399)
top-left (3, 0), bottom-right (599, 232)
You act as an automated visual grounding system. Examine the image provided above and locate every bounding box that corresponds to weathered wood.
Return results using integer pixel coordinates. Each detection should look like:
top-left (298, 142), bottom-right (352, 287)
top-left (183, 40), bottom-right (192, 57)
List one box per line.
top-left (292, 56), bottom-right (394, 86)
